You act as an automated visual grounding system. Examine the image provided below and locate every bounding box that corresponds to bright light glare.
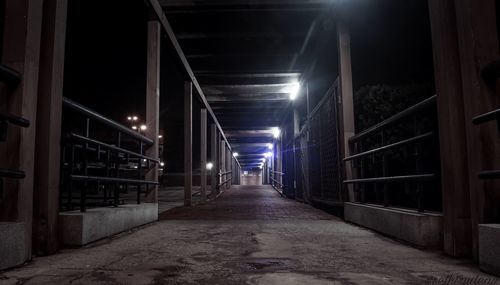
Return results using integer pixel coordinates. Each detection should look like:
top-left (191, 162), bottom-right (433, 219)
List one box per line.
top-left (233, 152), bottom-right (239, 157)
top-left (158, 135), bottom-right (163, 139)
top-left (127, 116), bottom-right (132, 121)
top-left (289, 82), bottom-right (301, 100)
top-left (132, 116), bottom-right (138, 121)
top-left (267, 143), bottom-right (273, 150)
top-left (132, 126), bottom-right (138, 130)
top-left (140, 125), bottom-right (147, 131)
top-left (272, 127), bottom-right (281, 138)
top-left (206, 162), bottom-right (214, 170)
top-left (160, 162), bottom-right (165, 167)
top-left (264, 152), bottom-right (273, 158)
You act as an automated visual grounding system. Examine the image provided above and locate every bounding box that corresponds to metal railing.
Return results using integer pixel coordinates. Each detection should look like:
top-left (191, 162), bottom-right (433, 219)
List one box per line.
top-left (61, 98), bottom-right (159, 212)
top-left (473, 105), bottom-right (500, 180)
top-left (344, 95), bottom-right (439, 212)
top-left (270, 169), bottom-right (285, 196)
top-left (217, 171), bottom-right (232, 188)
top-left (0, 64), bottom-right (28, 197)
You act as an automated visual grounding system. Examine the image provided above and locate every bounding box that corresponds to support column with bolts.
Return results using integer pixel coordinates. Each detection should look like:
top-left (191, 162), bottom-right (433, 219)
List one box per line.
top-left (184, 82), bottom-right (192, 206)
top-left (145, 20), bottom-right (160, 203)
top-left (337, 20), bottom-right (355, 202)
top-left (200, 109), bottom-right (207, 200)
top-left (33, 0), bottom-right (68, 255)
top-left (210, 124), bottom-right (217, 196)
top-left (0, 0), bottom-right (44, 261)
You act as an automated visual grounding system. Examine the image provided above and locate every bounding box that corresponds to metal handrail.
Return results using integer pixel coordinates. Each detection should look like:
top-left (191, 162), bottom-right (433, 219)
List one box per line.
top-left (478, 170), bottom-right (500, 180)
top-left (218, 177), bottom-right (232, 187)
top-left (0, 64), bottom-right (21, 86)
top-left (344, 132), bottom-right (434, 161)
top-left (270, 170), bottom-right (285, 175)
top-left (63, 97), bottom-right (153, 146)
top-left (66, 133), bottom-right (160, 163)
top-left (217, 171), bottom-right (232, 177)
top-left (350, 95), bottom-right (437, 143)
top-left (344, 174), bottom-right (435, 184)
top-left (0, 113), bottom-right (30, 128)
top-left (472, 108), bottom-right (500, 125)
top-left (0, 169), bottom-right (26, 179)
top-left (71, 175), bottom-right (159, 185)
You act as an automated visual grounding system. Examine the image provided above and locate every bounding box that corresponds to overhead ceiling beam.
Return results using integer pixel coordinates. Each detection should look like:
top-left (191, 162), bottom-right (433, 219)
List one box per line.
top-left (159, 0), bottom-right (334, 7)
top-left (207, 94), bottom-right (290, 102)
top-left (196, 72), bottom-right (301, 78)
top-left (146, 0), bottom-right (240, 166)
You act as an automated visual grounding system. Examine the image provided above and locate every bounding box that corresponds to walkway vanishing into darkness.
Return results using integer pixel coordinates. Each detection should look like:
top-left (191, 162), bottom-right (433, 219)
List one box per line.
top-left (1, 186), bottom-right (497, 285)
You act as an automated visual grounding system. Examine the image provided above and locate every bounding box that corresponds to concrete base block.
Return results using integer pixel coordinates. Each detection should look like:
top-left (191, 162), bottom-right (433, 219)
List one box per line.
top-left (479, 224), bottom-right (500, 276)
top-left (59, 203), bottom-right (158, 246)
top-left (0, 222), bottom-right (27, 270)
top-left (344, 202), bottom-right (442, 248)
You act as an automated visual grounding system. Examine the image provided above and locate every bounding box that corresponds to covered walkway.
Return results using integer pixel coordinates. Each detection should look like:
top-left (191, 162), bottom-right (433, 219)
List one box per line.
top-left (1, 186), bottom-right (496, 285)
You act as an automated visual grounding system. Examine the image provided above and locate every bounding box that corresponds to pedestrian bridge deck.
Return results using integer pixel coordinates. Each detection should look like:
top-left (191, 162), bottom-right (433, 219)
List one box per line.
top-left (1, 186), bottom-right (497, 284)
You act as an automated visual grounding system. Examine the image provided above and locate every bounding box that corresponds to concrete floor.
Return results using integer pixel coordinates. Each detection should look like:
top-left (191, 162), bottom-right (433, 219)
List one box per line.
top-left (1, 185), bottom-right (499, 285)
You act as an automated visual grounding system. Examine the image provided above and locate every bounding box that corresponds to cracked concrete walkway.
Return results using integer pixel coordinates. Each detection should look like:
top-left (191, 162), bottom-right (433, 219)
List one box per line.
top-left (1, 185), bottom-right (499, 284)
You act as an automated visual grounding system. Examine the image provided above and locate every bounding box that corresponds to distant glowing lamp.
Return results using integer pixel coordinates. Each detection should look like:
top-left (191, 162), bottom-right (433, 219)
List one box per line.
top-left (206, 162), bottom-right (214, 170)
top-left (272, 127), bottom-right (281, 139)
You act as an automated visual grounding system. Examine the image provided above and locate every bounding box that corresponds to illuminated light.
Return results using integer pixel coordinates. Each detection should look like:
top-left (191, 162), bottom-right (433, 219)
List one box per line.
top-left (133, 166), bottom-right (138, 169)
top-left (160, 162), bottom-right (165, 167)
top-left (261, 158), bottom-right (266, 162)
top-left (127, 116), bottom-right (132, 121)
top-left (272, 127), bottom-right (281, 139)
top-left (132, 126), bottom-right (138, 130)
top-left (143, 159), bottom-right (147, 162)
top-left (233, 152), bottom-right (239, 157)
top-left (140, 125), bottom-right (147, 131)
top-left (267, 143), bottom-right (273, 150)
top-left (132, 116), bottom-right (138, 121)
top-left (289, 81), bottom-right (301, 100)
top-left (206, 162), bottom-right (214, 170)
top-left (158, 135), bottom-right (163, 139)
top-left (264, 151), bottom-right (273, 158)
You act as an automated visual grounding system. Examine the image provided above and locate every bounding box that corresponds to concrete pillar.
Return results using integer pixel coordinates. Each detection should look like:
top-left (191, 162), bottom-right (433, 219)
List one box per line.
top-left (0, 0), bottom-right (44, 261)
top-left (184, 81), bottom-right (192, 206)
top-left (200, 109), bottom-right (207, 200)
top-left (145, 20), bottom-right (160, 203)
top-left (33, 0), bottom-right (68, 255)
top-left (337, 21), bottom-right (355, 202)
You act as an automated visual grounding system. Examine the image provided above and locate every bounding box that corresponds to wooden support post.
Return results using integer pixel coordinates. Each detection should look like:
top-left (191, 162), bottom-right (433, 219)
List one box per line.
top-left (200, 109), bottom-right (207, 200)
top-left (337, 20), bottom-right (355, 202)
top-left (454, 0), bottom-right (500, 260)
top-left (184, 81), bottom-right (192, 207)
top-left (33, 0), bottom-right (68, 255)
top-left (145, 20), bottom-right (161, 203)
top-left (210, 124), bottom-right (217, 196)
top-left (220, 140), bottom-right (226, 191)
top-left (0, 0), bottom-right (44, 261)
top-left (428, 0), bottom-right (472, 258)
